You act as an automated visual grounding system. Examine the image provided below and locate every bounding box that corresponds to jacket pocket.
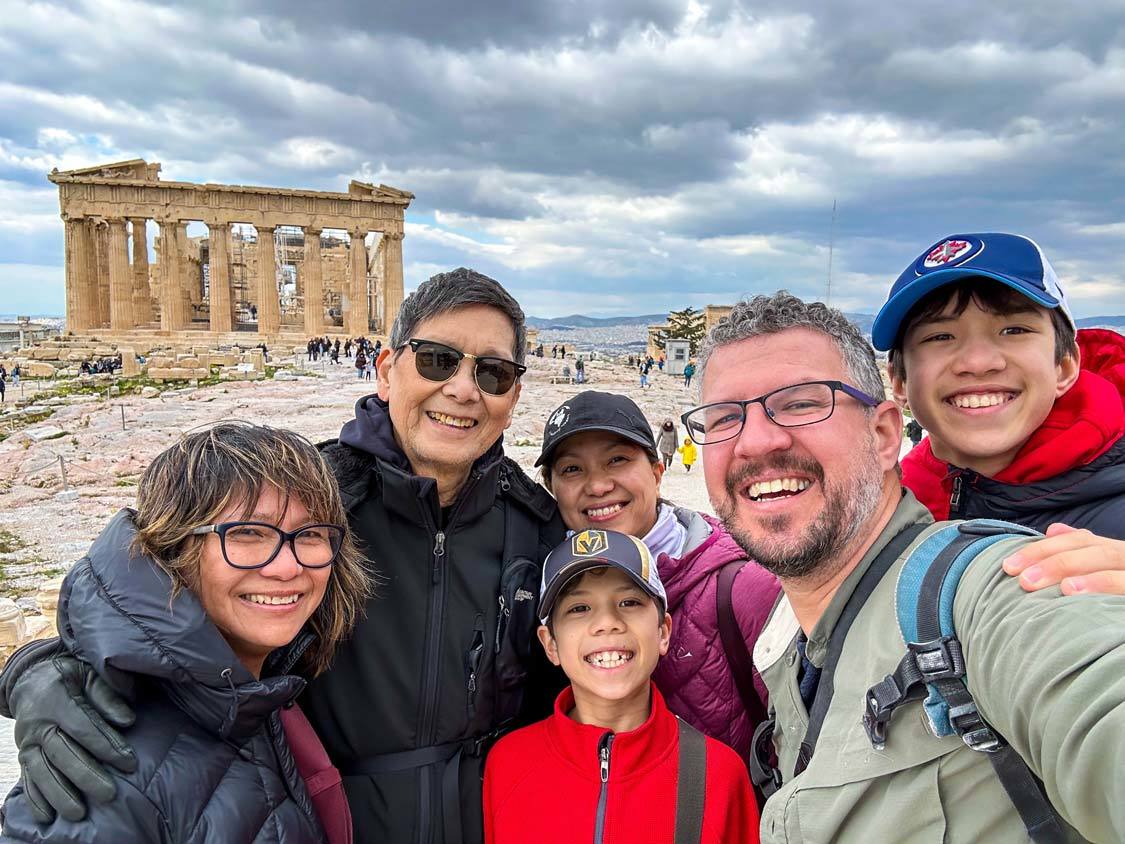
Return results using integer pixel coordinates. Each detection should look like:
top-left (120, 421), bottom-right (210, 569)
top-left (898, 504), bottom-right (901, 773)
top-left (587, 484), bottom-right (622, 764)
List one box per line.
top-left (493, 558), bottom-right (540, 724)
top-left (465, 613), bottom-right (485, 719)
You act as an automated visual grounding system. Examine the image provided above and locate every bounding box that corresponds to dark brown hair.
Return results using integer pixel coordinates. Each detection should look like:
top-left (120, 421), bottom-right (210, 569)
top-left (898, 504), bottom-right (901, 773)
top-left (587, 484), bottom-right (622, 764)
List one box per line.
top-left (132, 422), bottom-right (372, 676)
top-left (888, 278), bottom-right (1077, 382)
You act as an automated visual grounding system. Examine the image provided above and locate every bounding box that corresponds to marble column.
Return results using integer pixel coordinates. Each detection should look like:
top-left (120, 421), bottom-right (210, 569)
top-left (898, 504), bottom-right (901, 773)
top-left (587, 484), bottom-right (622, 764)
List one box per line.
top-left (64, 218), bottom-right (94, 332)
top-left (302, 226), bottom-right (323, 335)
top-left (256, 225), bottom-right (280, 335)
top-left (129, 219), bottom-right (152, 325)
top-left (93, 220), bottom-right (111, 327)
top-left (344, 228), bottom-right (368, 337)
top-left (107, 218), bottom-right (134, 331)
top-left (158, 220), bottom-right (187, 331)
top-left (175, 223), bottom-right (195, 323)
top-left (81, 220), bottom-right (100, 328)
top-left (381, 231), bottom-right (405, 338)
top-left (208, 223), bottom-right (233, 333)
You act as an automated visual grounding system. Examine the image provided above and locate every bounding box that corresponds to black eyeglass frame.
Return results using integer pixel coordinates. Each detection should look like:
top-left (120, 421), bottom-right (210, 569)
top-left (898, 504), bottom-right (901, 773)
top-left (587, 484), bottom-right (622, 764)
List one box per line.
top-left (680, 380), bottom-right (882, 445)
top-left (190, 521), bottom-right (345, 570)
top-left (401, 338), bottom-right (527, 396)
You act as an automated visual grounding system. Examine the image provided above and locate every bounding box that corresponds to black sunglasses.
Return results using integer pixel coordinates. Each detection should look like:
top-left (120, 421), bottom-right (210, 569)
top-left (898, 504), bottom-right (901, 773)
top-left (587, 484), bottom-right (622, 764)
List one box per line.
top-left (402, 339), bottom-right (526, 396)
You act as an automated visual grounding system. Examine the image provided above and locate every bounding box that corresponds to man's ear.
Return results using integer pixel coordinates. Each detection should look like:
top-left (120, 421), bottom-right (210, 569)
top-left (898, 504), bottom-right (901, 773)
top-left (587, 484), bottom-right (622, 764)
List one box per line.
top-left (872, 399), bottom-right (905, 474)
top-left (1055, 346), bottom-right (1081, 398)
top-left (375, 348), bottom-right (395, 401)
top-left (536, 624), bottom-right (561, 666)
top-left (504, 382), bottom-right (522, 429)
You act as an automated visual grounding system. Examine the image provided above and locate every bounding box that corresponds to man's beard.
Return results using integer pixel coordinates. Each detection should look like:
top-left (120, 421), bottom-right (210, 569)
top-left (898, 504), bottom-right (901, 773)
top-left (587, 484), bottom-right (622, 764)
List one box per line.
top-left (716, 435), bottom-right (884, 580)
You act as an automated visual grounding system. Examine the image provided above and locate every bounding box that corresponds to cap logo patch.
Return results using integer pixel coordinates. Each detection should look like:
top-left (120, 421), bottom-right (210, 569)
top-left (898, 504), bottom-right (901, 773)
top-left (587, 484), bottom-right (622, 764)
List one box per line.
top-left (572, 529), bottom-right (609, 557)
top-left (548, 405), bottom-right (570, 433)
top-left (924, 239), bottom-right (972, 268)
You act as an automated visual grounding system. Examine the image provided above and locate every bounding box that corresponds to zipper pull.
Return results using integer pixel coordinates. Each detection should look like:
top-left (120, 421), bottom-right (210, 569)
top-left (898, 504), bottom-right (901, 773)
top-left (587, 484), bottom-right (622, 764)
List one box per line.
top-left (495, 594), bottom-right (508, 652)
top-left (468, 671), bottom-right (477, 693)
top-left (949, 475), bottom-right (963, 515)
top-left (598, 733), bottom-right (613, 783)
top-left (498, 468), bottom-right (511, 493)
top-left (432, 531), bottom-right (446, 583)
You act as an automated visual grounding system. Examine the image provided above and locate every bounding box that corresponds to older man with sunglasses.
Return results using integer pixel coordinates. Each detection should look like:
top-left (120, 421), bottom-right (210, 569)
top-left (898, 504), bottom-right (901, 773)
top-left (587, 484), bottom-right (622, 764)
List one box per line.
top-left (1, 267), bottom-right (565, 844)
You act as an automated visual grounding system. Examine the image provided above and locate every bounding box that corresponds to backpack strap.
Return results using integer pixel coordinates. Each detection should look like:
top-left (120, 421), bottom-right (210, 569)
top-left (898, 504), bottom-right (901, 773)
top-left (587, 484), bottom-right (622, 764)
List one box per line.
top-left (863, 519), bottom-right (1067, 844)
top-left (716, 562), bottom-right (768, 738)
top-left (674, 718), bottom-right (707, 844)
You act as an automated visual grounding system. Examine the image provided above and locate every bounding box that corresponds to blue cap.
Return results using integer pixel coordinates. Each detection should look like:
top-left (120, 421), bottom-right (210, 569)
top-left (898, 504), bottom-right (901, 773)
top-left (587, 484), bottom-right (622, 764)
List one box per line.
top-left (871, 233), bottom-right (1076, 351)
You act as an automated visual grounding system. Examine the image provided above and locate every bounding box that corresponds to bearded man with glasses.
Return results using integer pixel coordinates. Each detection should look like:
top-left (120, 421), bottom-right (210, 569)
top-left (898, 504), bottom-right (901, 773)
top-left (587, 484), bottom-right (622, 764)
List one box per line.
top-left (2, 267), bottom-right (565, 844)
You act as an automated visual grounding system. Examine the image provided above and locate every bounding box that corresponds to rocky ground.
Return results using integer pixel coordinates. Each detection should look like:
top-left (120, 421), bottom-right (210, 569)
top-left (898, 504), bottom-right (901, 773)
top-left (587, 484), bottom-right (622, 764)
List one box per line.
top-left (0, 352), bottom-right (710, 793)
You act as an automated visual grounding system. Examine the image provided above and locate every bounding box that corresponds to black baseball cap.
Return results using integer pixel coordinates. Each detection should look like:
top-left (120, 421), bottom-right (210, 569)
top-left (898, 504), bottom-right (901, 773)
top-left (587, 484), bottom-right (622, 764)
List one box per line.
top-left (536, 391), bottom-right (657, 468)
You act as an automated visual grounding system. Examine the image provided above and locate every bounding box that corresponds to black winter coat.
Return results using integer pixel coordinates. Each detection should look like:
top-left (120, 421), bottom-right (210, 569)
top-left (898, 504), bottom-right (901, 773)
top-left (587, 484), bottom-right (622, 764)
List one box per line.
top-left (304, 395), bottom-right (565, 844)
top-left (953, 437), bottom-right (1125, 537)
top-left (0, 510), bottom-right (326, 844)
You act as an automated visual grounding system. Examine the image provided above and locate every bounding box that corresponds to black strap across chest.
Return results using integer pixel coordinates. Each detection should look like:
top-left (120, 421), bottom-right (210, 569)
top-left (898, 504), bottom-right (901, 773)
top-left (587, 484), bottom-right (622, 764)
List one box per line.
top-left (674, 718), bottom-right (708, 844)
top-left (793, 522), bottom-right (927, 775)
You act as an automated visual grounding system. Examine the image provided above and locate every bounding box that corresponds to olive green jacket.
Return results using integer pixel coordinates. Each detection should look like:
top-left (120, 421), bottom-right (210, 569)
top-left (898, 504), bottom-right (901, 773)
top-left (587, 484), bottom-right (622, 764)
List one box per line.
top-left (754, 491), bottom-right (1125, 843)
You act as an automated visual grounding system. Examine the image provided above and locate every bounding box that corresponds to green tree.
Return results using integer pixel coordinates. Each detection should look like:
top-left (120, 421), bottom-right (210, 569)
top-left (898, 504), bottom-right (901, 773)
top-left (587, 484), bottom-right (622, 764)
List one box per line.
top-left (655, 306), bottom-right (706, 355)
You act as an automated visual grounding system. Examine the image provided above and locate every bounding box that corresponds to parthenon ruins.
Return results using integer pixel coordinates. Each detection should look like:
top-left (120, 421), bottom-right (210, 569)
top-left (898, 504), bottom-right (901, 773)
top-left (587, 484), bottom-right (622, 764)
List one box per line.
top-left (50, 160), bottom-right (413, 339)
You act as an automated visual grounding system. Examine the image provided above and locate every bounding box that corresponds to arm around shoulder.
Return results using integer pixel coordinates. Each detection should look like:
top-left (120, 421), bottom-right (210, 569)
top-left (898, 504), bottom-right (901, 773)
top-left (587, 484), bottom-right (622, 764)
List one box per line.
top-left (2, 775), bottom-right (168, 843)
top-left (956, 537), bottom-right (1125, 842)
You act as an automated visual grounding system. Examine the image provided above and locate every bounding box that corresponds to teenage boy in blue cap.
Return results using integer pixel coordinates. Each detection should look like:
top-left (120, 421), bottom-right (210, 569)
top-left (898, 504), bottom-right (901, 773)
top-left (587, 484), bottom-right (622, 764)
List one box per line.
top-left (483, 529), bottom-right (758, 844)
top-left (874, 233), bottom-right (1125, 580)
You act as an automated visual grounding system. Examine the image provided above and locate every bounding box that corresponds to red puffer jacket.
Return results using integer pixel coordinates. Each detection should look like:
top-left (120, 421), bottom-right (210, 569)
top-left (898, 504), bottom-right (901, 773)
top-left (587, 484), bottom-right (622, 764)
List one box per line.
top-left (652, 508), bottom-right (780, 759)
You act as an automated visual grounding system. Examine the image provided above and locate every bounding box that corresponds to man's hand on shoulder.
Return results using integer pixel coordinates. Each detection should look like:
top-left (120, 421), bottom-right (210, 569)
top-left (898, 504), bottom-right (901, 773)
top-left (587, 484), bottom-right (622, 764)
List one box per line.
top-left (1003, 523), bottom-right (1125, 596)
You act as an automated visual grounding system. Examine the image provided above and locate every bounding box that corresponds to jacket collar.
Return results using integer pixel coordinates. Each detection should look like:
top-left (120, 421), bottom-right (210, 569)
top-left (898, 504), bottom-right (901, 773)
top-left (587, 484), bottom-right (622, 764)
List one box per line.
top-left (60, 510), bottom-right (305, 743)
top-left (545, 683), bottom-right (678, 780)
top-left (337, 393), bottom-right (511, 525)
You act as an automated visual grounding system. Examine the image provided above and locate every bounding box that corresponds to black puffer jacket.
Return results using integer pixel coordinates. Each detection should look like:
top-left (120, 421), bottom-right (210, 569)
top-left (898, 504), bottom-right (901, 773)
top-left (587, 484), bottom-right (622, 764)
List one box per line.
top-left (304, 395), bottom-right (564, 844)
top-left (954, 437), bottom-right (1125, 535)
top-left (0, 510), bottom-right (326, 844)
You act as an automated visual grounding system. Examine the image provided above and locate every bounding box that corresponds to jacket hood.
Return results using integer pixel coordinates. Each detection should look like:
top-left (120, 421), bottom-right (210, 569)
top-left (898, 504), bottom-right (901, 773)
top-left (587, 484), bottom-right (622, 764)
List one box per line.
top-left (658, 510), bottom-right (744, 610)
top-left (59, 510), bottom-right (306, 742)
top-left (903, 328), bottom-right (1125, 520)
top-left (337, 392), bottom-right (506, 477)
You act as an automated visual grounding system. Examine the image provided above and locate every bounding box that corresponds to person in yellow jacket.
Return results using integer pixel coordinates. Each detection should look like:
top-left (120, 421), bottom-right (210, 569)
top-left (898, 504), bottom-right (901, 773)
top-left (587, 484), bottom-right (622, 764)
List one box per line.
top-left (678, 436), bottom-right (697, 472)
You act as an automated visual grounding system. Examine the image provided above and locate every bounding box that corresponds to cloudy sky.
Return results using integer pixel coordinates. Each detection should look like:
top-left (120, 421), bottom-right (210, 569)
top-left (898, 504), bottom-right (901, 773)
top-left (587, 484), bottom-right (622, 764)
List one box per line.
top-left (2, 0), bottom-right (1125, 318)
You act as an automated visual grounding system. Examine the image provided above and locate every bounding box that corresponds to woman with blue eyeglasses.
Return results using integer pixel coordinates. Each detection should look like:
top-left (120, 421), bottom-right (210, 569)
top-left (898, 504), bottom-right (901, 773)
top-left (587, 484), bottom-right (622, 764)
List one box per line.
top-left (1, 423), bottom-right (370, 844)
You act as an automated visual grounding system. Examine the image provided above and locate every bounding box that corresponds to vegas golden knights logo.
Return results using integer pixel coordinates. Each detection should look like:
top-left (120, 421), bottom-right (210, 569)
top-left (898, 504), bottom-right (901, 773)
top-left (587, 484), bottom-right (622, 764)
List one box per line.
top-left (572, 529), bottom-right (609, 557)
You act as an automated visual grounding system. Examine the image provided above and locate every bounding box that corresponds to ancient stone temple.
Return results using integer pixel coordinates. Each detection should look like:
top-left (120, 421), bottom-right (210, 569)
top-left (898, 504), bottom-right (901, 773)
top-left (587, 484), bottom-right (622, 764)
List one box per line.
top-left (50, 160), bottom-right (413, 339)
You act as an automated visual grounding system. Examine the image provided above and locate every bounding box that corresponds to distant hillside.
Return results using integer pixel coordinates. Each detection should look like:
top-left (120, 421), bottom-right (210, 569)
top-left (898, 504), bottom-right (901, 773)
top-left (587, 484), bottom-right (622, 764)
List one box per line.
top-left (526, 313), bottom-right (666, 329)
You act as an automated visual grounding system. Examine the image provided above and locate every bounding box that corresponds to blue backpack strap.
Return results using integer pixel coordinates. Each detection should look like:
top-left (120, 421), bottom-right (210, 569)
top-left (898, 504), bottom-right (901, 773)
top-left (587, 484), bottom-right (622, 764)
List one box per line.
top-left (863, 519), bottom-right (1067, 844)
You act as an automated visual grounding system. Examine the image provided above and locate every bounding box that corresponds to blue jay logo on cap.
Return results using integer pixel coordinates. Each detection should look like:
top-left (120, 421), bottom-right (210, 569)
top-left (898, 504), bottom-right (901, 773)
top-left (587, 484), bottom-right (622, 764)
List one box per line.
top-left (919, 237), bottom-right (984, 273)
top-left (572, 529), bottom-right (608, 557)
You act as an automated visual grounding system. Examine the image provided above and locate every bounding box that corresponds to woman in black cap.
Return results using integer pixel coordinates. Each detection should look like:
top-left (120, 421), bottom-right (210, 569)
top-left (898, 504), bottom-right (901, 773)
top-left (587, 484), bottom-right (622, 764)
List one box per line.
top-left (536, 391), bottom-right (779, 766)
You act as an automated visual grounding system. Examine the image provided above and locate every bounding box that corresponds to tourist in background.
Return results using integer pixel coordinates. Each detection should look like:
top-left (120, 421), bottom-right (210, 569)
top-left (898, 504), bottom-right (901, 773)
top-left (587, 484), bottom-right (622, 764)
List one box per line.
top-left (0, 423), bottom-right (369, 843)
top-left (656, 418), bottom-right (677, 470)
top-left (678, 435), bottom-right (696, 472)
top-left (683, 360), bottom-right (696, 388)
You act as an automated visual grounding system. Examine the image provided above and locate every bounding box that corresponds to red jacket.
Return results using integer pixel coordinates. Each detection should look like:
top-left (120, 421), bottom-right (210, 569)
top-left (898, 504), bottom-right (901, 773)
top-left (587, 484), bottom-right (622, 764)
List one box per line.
top-left (903, 328), bottom-right (1125, 524)
top-left (483, 684), bottom-right (759, 844)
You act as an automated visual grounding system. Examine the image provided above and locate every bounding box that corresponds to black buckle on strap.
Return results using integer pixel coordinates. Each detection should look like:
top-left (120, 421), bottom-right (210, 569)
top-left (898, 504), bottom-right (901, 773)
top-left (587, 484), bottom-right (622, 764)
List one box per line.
top-left (948, 702), bottom-right (1002, 752)
top-left (907, 636), bottom-right (966, 682)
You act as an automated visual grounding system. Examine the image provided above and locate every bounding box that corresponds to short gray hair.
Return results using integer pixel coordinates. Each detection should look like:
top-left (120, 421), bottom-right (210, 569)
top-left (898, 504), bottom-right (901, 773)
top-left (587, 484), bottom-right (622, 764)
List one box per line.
top-left (699, 290), bottom-right (885, 402)
top-left (390, 267), bottom-right (527, 364)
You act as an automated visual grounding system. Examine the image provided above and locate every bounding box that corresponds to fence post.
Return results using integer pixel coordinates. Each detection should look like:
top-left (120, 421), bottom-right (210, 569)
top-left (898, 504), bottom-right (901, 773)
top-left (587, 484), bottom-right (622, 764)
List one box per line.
top-left (120, 405), bottom-right (126, 430)
top-left (58, 455), bottom-right (69, 491)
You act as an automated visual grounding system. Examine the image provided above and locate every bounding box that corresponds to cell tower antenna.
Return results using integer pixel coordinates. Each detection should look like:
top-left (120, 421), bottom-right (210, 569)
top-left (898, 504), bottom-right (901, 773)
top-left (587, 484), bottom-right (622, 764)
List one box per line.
top-left (826, 198), bottom-right (837, 306)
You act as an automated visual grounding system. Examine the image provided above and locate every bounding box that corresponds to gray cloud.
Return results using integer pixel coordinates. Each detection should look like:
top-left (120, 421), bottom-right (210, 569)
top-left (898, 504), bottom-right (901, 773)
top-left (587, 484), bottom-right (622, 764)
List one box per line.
top-left (1, 0), bottom-right (1124, 317)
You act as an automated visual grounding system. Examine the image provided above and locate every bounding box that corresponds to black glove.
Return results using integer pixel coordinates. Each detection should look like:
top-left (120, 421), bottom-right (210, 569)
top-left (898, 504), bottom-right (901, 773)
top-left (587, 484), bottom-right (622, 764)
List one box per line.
top-left (8, 649), bottom-right (137, 823)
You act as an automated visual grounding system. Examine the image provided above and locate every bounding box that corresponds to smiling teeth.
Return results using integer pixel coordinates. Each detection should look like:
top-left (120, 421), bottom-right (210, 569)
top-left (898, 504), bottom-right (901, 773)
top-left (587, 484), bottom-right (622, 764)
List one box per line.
top-left (586, 650), bottom-right (633, 668)
top-left (428, 411), bottom-right (476, 428)
top-left (748, 478), bottom-right (810, 500)
top-left (586, 504), bottom-right (624, 518)
top-left (951, 393), bottom-right (1011, 409)
top-left (243, 594), bottom-right (300, 605)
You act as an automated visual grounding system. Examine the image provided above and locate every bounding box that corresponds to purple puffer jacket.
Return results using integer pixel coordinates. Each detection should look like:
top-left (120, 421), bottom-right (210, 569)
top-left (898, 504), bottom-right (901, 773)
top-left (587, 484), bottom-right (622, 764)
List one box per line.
top-left (652, 507), bottom-right (781, 759)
